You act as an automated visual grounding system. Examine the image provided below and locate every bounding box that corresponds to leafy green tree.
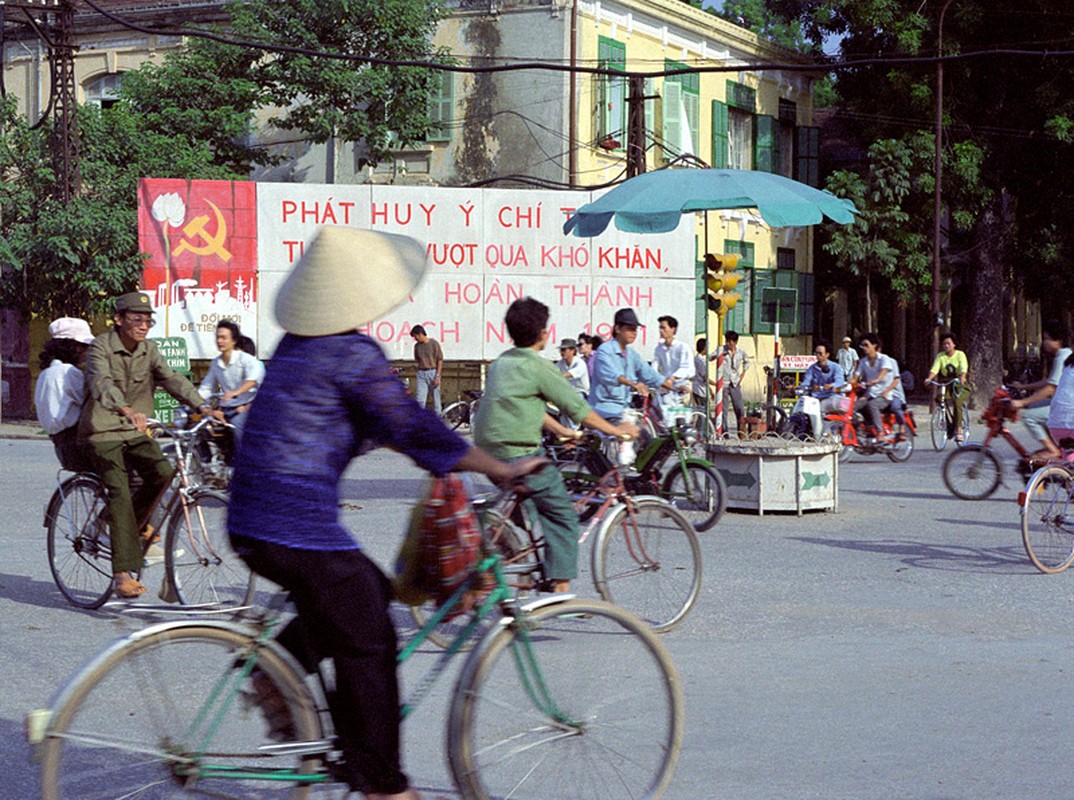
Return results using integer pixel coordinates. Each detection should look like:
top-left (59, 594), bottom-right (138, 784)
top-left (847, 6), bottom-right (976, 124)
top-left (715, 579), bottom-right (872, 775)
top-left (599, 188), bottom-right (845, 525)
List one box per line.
top-left (758, 0), bottom-right (1074, 398)
top-left (0, 99), bottom-right (243, 319)
top-left (118, 36), bottom-right (273, 174)
top-left (230, 0), bottom-right (448, 169)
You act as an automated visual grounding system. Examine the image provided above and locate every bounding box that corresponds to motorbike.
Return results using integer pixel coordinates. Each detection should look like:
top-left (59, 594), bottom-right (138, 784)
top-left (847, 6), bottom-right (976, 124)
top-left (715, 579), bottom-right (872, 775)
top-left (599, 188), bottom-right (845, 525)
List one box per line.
top-left (824, 383), bottom-right (917, 463)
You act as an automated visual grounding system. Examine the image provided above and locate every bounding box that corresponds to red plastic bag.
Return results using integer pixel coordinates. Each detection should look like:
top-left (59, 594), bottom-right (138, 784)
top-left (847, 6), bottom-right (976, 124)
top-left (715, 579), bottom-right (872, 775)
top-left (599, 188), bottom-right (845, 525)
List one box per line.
top-left (419, 474), bottom-right (484, 603)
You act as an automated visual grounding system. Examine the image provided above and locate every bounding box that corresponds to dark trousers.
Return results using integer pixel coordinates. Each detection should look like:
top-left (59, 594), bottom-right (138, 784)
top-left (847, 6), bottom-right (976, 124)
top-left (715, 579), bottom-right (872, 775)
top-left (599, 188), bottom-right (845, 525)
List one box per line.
top-left (723, 383), bottom-right (744, 431)
top-left (50, 425), bottom-right (94, 473)
top-left (229, 536), bottom-right (408, 796)
top-left (854, 396), bottom-right (887, 434)
top-left (88, 436), bottom-right (174, 574)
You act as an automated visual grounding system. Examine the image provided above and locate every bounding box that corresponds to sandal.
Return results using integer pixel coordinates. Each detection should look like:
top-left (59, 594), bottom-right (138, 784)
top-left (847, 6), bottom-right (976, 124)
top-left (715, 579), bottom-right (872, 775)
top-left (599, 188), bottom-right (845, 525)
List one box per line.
top-left (114, 574), bottom-right (147, 598)
top-left (140, 524), bottom-right (160, 546)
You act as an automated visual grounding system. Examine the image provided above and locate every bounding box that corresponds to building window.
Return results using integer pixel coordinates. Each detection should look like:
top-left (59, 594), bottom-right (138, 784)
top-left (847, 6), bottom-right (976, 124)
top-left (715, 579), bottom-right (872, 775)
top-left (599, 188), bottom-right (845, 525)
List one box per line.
top-left (427, 71), bottom-right (453, 142)
top-left (728, 109), bottom-right (753, 170)
top-left (84, 73), bottom-right (123, 109)
top-left (596, 37), bottom-right (626, 149)
top-left (711, 100), bottom-right (728, 168)
top-left (778, 99), bottom-right (797, 179)
top-left (777, 247), bottom-right (796, 270)
top-left (663, 60), bottom-right (699, 158)
top-left (796, 126), bottom-right (820, 187)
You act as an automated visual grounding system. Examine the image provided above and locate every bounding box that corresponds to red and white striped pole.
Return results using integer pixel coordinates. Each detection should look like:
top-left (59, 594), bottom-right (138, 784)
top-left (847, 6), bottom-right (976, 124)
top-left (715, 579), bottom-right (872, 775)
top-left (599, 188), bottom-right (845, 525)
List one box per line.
top-left (714, 350), bottom-right (725, 437)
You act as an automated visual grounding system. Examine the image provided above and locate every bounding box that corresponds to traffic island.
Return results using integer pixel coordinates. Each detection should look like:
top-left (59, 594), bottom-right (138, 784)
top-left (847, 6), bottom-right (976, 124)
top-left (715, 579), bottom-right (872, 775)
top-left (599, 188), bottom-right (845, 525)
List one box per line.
top-left (704, 436), bottom-right (840, 515)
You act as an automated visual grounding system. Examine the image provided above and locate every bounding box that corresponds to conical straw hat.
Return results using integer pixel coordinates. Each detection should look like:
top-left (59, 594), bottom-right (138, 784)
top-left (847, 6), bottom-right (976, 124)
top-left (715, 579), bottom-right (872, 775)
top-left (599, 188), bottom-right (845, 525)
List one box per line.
top-left (275, 227), bottom-right (428, 336)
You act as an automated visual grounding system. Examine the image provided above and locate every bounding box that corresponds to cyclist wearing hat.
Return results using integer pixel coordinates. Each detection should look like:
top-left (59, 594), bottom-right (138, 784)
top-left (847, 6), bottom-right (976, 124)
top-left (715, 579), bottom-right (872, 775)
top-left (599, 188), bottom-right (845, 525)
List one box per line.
top-left (555, 337), bottom-right (589, 397)
top-left (35, 317), bottom-right (96, 472)
top-left (79, 291), bottom-right (219, 600)
top-left (589, 307), bottom-right (674, 421)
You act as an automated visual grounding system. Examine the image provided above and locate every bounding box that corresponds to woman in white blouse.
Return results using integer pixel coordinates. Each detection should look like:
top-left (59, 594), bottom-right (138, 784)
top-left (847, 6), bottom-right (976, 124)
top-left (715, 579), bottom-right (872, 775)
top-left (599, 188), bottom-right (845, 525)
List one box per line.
top-left (199, 320), bottom-right (265, 438)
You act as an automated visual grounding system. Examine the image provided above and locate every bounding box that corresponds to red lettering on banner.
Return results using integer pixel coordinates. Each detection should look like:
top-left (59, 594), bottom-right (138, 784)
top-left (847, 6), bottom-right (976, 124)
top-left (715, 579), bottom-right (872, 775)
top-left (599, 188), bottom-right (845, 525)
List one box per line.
top-left (459, 202), bottom-right (475, 227)
top-left (370, 203), bottom-right (415, 226)
top-left (281, 199), bottom-right (354, 225)
top-left (553, 284), bottom-right (591, 305)
top-left (485, 244), bottom-right (529, 269)
top-left (439, 322), bottom-right (461, 344)
top-left (597, 246), bottom-right (662, 271)
top-left (444, 283), bottom-right (483, 304)
top-left (497, 203), bottom-right (541, 229)
top-left (486, 321), bottom-right (507, 344)
top-left (283, 241), bottom-right (304, 263)
top-left (540, 245), bottom-right (589, 269)
top-left (428, 242), bottom-right (477, 268)
top-left (419, 204), bottom-right (436, 225)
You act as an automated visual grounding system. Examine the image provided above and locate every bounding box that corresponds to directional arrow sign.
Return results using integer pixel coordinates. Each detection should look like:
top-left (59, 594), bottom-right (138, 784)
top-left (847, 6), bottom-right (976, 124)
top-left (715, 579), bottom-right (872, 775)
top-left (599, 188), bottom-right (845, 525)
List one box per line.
top-left (801, 471), bottom-right (831, 491)
top-left (718, 468), bottom-right (757, 489)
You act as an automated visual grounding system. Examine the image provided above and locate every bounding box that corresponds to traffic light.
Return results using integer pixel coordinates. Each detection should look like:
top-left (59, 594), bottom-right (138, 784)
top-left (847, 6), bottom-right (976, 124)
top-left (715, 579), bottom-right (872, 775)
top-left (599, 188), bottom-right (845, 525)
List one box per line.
top-left (704, 252), bottom-right (741, 314)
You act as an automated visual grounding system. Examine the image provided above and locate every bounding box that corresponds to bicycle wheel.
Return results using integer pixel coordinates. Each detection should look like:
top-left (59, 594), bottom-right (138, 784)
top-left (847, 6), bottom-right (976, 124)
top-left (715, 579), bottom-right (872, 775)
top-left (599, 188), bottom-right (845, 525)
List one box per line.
top-left (46, 474), bottom-right (114, 609)
top-left (931, 404), bottom-right (949, 451)
top-left (592, 497), bottom-right (701, 632)
top-left (447, 599), bottom-right (683, 800)
top-left (1021, 466), bottom-right (1074, 574)
top-left (942, 445), bottom-right (1003, 500)
top-left (660, 462), bottom-right (726, 531)
top-left (886, 432), bottom-right (914, 463)
top-left (38, 623), bottom-right (324, 800)
top-left (442, 401), bottom-right (470, 431)
top-left (165, 489), bottom-right (255, 608)
top-left (557, 450), bottom-right (604, 522)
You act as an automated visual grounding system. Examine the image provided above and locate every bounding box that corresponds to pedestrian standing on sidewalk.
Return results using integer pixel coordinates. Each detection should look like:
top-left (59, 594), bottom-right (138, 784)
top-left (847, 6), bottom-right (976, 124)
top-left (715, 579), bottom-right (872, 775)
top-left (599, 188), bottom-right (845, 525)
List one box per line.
top-left (410, 325), bottom-right (443, 416)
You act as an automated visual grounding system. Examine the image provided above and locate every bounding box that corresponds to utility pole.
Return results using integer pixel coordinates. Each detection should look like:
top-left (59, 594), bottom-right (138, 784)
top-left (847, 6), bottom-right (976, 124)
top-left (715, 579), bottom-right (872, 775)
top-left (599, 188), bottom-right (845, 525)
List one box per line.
top-left (625, 75), bottom-right (646, 178)
top-left (932, 0), bottom-right (955, 355)
top-left (1, 0), bottom-right (80, 200)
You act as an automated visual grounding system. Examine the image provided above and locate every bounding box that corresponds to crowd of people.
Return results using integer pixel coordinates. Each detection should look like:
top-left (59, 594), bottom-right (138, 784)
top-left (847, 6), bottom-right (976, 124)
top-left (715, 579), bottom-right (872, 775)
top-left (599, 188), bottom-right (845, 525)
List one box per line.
top-left (29, 222), bottom-right (1074, 799)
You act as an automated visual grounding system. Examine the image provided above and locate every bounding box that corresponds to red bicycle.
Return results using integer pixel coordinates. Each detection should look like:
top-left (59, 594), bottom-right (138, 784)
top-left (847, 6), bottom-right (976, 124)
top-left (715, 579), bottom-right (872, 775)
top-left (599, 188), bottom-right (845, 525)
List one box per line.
top-left (824, 384), bottom-right (917, 463)
top-left (942, 385), bottom-right (1059, 500)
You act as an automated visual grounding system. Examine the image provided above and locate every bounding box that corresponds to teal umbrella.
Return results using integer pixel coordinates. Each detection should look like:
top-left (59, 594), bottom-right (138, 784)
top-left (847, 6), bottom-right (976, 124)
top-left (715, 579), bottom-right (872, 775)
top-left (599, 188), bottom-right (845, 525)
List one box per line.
top-left (563, 168), bottom-right (857, 237)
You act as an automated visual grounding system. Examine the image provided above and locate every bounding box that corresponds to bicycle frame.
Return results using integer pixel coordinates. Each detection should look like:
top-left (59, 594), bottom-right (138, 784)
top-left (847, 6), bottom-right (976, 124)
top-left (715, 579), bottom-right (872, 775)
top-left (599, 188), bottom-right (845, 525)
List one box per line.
top-left (33, 551), bottom-right (581, 789)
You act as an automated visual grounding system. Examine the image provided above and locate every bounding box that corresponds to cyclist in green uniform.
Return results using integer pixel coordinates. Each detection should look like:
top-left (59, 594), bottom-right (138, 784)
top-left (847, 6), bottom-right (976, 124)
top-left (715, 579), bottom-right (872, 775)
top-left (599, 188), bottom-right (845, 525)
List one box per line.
top-left (924, 332), bottom-right (970, 444)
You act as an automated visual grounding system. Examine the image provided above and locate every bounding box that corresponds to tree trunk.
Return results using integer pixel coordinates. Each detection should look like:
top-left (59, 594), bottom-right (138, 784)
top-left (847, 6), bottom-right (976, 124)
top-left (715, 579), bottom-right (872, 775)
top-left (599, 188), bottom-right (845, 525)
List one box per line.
top-left (864, 270), bottom-right (873, 332)
top-left (965, 190), bottom-right (1010, 409)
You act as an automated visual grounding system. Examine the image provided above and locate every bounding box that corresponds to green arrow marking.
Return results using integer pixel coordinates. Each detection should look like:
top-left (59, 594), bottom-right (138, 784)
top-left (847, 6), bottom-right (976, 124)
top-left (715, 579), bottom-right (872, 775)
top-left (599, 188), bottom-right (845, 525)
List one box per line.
top-left (718, 468), bottom-right (757, 489)
top-left (801, 471), bottom-right (831, 490)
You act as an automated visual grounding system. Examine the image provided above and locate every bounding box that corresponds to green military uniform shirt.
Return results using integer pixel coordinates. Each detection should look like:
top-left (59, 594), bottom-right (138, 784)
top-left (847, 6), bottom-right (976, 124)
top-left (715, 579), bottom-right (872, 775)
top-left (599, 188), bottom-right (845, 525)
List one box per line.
top-left (474, 347), bottom-right (592, 460)
top-left (79, 328), bottom-right (206, 443)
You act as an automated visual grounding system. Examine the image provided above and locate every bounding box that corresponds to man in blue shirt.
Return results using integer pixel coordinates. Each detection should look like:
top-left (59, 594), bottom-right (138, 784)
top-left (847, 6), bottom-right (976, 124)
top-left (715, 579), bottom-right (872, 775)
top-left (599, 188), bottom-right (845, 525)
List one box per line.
top-left (798, 339), bottom-right (847, 415)
top-left (589, 307), bottom-right (674, 421)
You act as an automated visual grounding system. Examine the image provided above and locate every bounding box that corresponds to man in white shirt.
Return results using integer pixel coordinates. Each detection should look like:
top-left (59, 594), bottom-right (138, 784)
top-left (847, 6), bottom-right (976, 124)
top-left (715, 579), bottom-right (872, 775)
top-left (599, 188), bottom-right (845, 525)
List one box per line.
top-left (1010, 320), bottom-right (1073, 459)
top-left (653, 315), bottom-right (694, 405)
top-left (852, 332), bottom-right (896, 438)
top-left (837, 335), bottom-right (859, 378)
top-left (34, 317), bottom-right (96, 472)
top-left (719, 330), bottom-right (751, 433)
top-left (556, 338), bottom-right (590, 397)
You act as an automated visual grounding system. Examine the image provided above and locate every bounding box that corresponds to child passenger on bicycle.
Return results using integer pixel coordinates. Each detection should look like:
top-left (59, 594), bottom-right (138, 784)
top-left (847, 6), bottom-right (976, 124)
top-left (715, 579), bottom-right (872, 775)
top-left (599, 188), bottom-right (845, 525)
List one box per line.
top-left (473, 297), bottom-right (639, 592)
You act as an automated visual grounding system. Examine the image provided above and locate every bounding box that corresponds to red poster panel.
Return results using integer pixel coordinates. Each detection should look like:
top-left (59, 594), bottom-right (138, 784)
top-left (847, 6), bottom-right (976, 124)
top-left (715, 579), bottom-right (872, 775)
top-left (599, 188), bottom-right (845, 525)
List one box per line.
top-left (138, 179), bottom-right (258, 358)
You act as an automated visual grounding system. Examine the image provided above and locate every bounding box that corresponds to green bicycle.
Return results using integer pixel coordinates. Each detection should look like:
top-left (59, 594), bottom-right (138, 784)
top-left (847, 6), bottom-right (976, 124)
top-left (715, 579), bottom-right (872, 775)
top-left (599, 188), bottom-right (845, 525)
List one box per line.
top-left (29, 482), bottom-right (685, 800)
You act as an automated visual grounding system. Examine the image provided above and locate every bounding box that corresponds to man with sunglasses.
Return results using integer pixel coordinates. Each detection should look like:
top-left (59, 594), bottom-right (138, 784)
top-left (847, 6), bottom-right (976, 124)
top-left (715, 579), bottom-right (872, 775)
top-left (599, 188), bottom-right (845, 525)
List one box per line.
top-left (79, 291), bottom-right (218, 599)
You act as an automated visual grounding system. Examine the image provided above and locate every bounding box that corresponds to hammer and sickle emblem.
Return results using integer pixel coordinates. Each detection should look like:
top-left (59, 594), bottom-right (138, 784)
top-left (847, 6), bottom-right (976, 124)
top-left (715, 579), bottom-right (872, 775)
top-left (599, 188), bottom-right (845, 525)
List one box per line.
top-left (172, 200), bottom-right (233, 262)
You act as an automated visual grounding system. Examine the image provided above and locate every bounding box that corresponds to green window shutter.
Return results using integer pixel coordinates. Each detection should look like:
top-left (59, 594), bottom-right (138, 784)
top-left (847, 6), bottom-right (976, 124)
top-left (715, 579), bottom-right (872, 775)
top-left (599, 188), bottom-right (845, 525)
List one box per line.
top-left (755, 115), bottom-right (778, 174)
top-left (726, 80), bottom-right (756, 113)
top-left (795, 126), bottom-right (820, 187)
top-left (597, 37), bottom-right (626, 146)
top-left (750, 268), bottom-right (776, 335)
top-left (427, 71), bottom-right (453, 142)
top-left (662, 80), bottom-right (682, 159)
top-left (799, 272), bottom-right (815, 336)
top-left (711, 100), bottom-right (728, 168)
top-left (724, 266), bottom-right (749, 333)
top-left (644, 77), bottom-right (655, 142)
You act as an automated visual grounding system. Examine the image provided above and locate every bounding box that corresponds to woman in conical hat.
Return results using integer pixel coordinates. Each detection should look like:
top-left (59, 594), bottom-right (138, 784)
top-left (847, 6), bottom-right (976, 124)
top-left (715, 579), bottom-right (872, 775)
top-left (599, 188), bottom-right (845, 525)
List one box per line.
top-left (228, 227), bottom-right (541, 800)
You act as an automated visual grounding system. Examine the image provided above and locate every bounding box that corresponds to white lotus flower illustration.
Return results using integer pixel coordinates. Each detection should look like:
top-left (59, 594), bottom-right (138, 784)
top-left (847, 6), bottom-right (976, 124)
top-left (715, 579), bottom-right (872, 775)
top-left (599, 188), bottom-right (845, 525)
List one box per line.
top-left (151, 193), bottom-right (186, 229)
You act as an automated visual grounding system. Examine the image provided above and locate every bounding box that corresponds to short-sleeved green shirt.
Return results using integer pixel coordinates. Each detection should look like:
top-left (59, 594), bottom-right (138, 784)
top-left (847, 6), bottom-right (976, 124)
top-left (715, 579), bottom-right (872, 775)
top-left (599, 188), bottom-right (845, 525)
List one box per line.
top-left (930, 349), bottom-right (969, 380)
top-left (474, 347), bottom-right (592, 460)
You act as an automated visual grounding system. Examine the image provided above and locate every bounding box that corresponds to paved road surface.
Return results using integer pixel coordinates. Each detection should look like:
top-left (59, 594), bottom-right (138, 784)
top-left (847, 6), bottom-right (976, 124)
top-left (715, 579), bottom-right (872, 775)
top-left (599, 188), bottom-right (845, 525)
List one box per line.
top-left (3, 426), bottom-right (1073, 799)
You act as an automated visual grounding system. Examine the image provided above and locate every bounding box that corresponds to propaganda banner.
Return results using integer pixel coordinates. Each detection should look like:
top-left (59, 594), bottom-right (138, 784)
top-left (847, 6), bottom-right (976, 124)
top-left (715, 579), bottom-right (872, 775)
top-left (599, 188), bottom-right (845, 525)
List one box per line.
top-left (138, 179), bottom-right (696, 361)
